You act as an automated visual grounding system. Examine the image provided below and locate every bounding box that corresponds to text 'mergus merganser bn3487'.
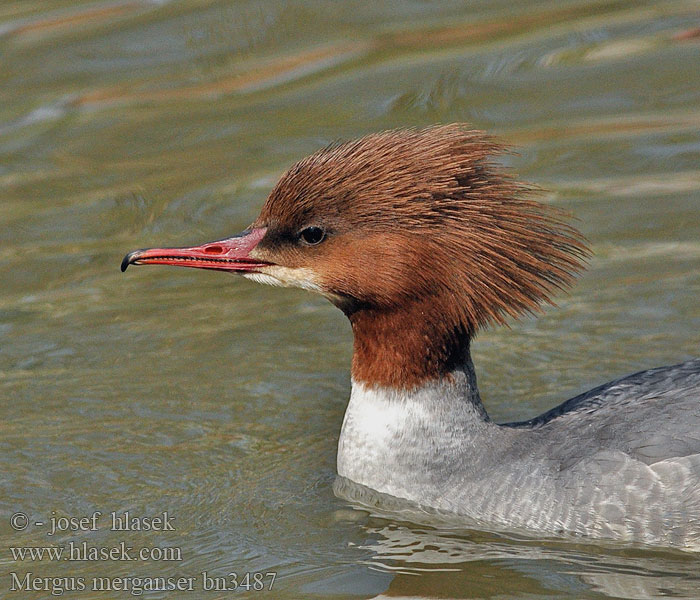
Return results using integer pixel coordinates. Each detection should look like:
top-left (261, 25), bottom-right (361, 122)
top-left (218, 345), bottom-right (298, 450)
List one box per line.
top-left (122, 125), bottom-right (700, 549)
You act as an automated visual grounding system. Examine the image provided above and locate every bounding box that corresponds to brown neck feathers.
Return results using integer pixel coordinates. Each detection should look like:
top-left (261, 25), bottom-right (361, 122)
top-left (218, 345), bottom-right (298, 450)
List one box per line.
top-left (257, 125), bottom-right (591, 388)
top-left (348, 296), bottom-right (470, 389)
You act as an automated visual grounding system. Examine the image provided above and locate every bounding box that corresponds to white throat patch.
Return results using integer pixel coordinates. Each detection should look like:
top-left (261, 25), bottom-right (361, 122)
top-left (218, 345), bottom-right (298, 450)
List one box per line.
top-left (242, 266), bottom-right (322, 292)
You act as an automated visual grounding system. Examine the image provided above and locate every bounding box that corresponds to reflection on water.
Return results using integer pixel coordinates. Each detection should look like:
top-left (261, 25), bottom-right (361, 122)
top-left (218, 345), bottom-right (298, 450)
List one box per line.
top-left (336, 478), bottom-right (700, 599)
top-left (359, 520), bottom-right (700, 599)
top-left (2, 0), bottom-right (699, 598)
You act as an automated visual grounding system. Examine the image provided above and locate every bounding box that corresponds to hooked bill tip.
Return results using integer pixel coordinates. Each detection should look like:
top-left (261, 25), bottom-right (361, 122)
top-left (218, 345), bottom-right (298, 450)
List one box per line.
top-left (121, 251), bottom-right (140, 272)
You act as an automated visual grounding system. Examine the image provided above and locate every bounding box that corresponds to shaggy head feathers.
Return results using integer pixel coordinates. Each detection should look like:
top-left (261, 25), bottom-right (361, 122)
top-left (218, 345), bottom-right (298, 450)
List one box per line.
top-left (252, 125), bottom-right (588, 387)
top-left (255, 124), bottom-right (588, 331)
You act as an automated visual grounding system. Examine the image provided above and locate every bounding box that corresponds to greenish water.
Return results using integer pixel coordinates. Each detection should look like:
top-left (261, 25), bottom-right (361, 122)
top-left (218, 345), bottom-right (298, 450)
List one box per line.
top-left (1, 1), bottom-right (699, 598)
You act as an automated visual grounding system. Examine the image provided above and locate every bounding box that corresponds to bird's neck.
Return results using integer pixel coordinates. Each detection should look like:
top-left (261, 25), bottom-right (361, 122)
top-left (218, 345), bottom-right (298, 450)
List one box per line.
top-left (347, 298), bottom-right (478, 391)
top-left (338, 301), bottom-right (503, 499)
top-left (336, 340), bottom-right (499, 503)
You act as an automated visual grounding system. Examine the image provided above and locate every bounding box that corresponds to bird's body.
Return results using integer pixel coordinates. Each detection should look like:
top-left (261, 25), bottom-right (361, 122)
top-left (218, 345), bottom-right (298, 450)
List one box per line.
top-left (339, 357), bottom-right (700, 547)
top-left (123, 125), bottom-right (700, 549)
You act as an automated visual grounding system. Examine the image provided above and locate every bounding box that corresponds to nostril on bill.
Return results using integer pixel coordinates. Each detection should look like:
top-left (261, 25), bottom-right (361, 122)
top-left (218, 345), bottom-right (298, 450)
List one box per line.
top-left (204, 245), bottom-right (224, 254)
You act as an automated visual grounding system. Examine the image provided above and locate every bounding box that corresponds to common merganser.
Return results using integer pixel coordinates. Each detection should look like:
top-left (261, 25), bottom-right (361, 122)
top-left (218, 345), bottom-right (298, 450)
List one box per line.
top-left (122, 125), bottom-right (700, 549)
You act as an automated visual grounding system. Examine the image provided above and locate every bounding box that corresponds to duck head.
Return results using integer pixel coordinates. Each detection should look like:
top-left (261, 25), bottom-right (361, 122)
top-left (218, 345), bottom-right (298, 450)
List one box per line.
top-left (122, 125), bottom-right (588, 388)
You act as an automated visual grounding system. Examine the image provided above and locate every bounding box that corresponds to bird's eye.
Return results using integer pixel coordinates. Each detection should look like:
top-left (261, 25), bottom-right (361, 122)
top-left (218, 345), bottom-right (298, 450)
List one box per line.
top-left (299, 226), bottom-right (325, 245)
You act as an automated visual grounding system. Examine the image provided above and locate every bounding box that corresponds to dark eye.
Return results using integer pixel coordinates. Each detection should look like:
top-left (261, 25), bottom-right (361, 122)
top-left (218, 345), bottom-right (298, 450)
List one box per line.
top-left (299, 226), bottom-right (325, 245)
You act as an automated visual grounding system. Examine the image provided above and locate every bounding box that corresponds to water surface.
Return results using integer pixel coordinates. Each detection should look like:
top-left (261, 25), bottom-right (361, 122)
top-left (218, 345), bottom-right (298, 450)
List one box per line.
top-left (1, 1), bottom-right (700, 598)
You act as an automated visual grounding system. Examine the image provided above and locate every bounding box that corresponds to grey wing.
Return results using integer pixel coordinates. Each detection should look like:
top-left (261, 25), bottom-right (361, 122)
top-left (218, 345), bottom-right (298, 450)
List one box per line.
top-left (501, 360), bottom-right (700, 546)
top-left (510, 359), bottom-right (700, 464)
top-left (557, 450), bottom-right (700, 546)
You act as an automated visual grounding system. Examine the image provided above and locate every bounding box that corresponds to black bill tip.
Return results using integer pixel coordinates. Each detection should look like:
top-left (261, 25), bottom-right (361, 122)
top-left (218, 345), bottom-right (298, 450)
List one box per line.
top-left (121, 250), bottom-right (142, 272)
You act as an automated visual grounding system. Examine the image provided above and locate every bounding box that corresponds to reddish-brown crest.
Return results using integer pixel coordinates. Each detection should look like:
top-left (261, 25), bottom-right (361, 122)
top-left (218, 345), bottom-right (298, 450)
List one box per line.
top-left (253, 125), bottom-right (589, 388)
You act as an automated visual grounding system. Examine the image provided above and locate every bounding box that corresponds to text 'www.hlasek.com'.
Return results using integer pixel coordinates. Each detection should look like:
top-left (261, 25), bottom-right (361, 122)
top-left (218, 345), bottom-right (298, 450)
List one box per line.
top-left (7, 510), bottom-right (276, 596)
